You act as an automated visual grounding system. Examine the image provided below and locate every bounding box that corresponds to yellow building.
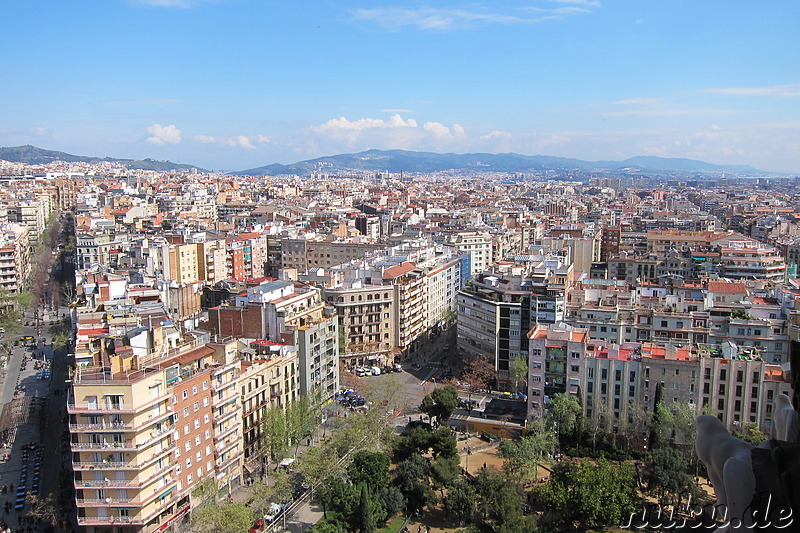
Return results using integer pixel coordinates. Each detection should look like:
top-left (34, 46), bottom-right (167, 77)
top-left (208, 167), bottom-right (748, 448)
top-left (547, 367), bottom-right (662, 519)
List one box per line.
top-left (68, 338), bottom-right (243, 532)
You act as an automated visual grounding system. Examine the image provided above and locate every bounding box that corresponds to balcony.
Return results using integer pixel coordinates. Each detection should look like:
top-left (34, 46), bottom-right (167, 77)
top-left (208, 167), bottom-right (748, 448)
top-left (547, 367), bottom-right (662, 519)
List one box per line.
top-left (75, 479), bottom-right (140, 489)
top-left (68, 403), bottom-right (136, 414)
top-left (73, 461), bottom-right (138, 471)
top-left (71, 440), bottom-right (137, 452)
top-left (77, 516), bottom-right (140, 526)
top-left (69, 422), bottom-right (135, 432)
top-left (76, 497), bottom-right (135, 507)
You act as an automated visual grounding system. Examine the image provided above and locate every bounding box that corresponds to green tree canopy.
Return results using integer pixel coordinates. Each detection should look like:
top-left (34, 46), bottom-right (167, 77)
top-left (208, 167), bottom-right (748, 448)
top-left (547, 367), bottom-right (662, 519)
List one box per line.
top-left (547, 393), bottom-right (582, 445)
top-left (498, 417), bottom-right (557, 486)
top-left (347, 451), bottom-right (391, 489)
top-left (536, 458), bottom-right (639, 529)
top-left (643, 446), bottom-right (696, 505)
top-left (443, 478), bottom-right (476, 526)
top-left (192, 502), bottom-right (254, 533)
top-left (420, 385), bottom-right (459, 426)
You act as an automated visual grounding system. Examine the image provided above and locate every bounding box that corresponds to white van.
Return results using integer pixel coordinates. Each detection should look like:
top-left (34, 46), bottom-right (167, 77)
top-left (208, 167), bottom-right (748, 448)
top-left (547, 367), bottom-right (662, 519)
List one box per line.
top-left (371, 366), bottom-right (381, 376)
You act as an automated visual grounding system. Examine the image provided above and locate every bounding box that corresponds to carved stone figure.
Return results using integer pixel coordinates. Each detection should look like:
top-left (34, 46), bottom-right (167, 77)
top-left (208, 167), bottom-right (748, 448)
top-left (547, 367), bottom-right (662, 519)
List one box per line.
top-left (774, 393), bottom-right (800, 443)
top-left (695, 415), bottom-right (756, 532)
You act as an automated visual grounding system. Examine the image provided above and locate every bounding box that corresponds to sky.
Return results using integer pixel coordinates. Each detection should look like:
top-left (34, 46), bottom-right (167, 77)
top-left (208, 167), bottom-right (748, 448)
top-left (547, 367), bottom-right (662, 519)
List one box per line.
top-left (2, 1), bottom-right (799, 173)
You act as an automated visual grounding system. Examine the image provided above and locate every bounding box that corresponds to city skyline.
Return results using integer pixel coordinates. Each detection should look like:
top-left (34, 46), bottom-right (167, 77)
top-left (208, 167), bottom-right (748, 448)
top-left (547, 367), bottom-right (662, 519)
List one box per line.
top-left (2, 1), bottom-right (799, 173)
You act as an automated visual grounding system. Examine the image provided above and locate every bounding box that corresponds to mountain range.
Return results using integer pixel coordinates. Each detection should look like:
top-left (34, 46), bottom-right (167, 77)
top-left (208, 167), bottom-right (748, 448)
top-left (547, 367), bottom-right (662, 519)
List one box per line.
top-left (237, 149), bottom-right (763, 176)
top-left (0, 145), bottom-right (766, 177)
top-left (0, 145), bottom-right (205, 173)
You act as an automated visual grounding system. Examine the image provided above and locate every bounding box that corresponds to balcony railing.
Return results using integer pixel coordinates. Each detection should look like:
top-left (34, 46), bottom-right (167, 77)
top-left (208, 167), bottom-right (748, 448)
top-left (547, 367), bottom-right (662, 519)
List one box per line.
top-left (68, 403), bottom-right (136, 414)
top-left (77, 516), bottom-right (139, 526)
top-left (71, 441), bottom-right (136, 451)
top-left (69, 422), bottom-right (135, 432)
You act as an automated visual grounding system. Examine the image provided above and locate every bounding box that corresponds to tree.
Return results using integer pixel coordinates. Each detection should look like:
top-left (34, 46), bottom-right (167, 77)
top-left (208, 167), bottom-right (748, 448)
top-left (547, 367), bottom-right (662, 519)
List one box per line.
top-left (262, 405), bottom-right (289, 463)
top-left (443, 478), bottom-right (476, 525)
top-left (420, 385), bottom-right (459, 426)
top-left (287, 394), bottom-right (318, 454)
top-left (498, 418), bottom-right (556, 486)
top-left (317, 476), bottom-right (360, 522)
top-left (547, 393), bottom-right (582, 446)
top-left (643, 446), bottom-right (696, 506)
top-left (359, 483), bottom-right (376, 533)
top-left (732, 423), bottom-right (768, 446)
top-left (297, 445), bottom-right (342, 498)
top-left (648, 382), bottom-right (665, 450)
top-left (347, 451), bottom-right (391, 489)
top-left (192, 502), bottom-right (253, 533)
top-left (618, 400), bottom-right (652, 451)
top-left (251, 470), bottom-right (293, 517)
top-left (429, 426), bottom-right (458, 459)
top-left (582, 400), bottom-right (613, 454)
top-left (461, 353), bottom-right (496, 409)
top-left (509, 355), bottom-right (528, 394)
top-left (394, 454), bottom-right (434, 514)
top-left (474, 469), bottom-right (533, 533)
top-left (536, 458), bottom-right (639, 529)
top-left (25, 492), bottom-right (58, 527)
top-left (430, 454), bottom-right (461, 498)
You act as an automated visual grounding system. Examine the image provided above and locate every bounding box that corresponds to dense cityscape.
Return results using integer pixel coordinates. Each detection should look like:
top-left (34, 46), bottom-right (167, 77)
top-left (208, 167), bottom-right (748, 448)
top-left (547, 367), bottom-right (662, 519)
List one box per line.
top-left (0, 154), bottom-right (795, 532)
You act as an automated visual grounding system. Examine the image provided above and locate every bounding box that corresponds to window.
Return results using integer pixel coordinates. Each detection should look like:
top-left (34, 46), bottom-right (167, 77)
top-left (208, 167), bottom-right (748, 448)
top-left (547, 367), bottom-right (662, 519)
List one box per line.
top-left (183, 408), bottom-right (189, 417)
top-left (615, 370), bottom-right (621, 381)
top-left (204, 413), bottom-right (210, 424)
top-left (720, 369), bottom-right (727, 381)
top-left (203, 397), bottom-right (209, 407)
top-left (202, 381), bottom-right (209, 391)
top-left (570, 365), bottom-right (579, 373)
top-left (182, 390), bottom-right (188, 400)
top-left (194, 419), bottom-right (200, 430)
top-left (205, 430), bottom-right (211, 440)
top-left (183, 424), bottom-right (190, 436)
top-left (192, 385), bottom-right (198, 395)
top-left (193, 402), bottom-right (200, 412)
top-left (195, 436), bottom-right (201, 446)
top-left (171, 395), bottom-right (177, 405)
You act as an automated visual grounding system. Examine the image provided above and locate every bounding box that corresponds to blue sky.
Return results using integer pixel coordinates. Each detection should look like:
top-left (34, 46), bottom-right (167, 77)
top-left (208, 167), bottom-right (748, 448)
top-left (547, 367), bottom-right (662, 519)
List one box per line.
top-left (2, 1), bottom-right (799, 173)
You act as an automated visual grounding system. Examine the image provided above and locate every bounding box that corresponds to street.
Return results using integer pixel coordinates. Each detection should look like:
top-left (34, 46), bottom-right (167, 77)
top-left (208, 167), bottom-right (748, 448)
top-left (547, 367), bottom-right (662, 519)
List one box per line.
top-left (0, 306), bottom-right (73, 532)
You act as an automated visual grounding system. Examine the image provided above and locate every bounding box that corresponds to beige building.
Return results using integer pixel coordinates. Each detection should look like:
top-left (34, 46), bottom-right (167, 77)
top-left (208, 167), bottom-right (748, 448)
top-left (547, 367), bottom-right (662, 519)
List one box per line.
top-left (68, 337), bottom-right (244, 533)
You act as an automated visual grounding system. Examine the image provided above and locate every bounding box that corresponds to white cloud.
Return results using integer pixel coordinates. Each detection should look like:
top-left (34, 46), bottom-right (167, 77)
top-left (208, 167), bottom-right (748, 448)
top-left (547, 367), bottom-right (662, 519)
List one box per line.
top-left (234, 135), bottom-right (254, 149)
top-left (311, 114), bottom-right (419, 146)
top-left (351, 3), bottom-right (596, 31)
top-left (146, 124), bottom-right (181, 145)
top-left (702, 83), bottom-right (800, 98)
top-left (479, 130), bottom-right (513, 142)
top-left (193, 134), bottom-right (268, 149)
top-left (423, 122), bottom-right (452, 138)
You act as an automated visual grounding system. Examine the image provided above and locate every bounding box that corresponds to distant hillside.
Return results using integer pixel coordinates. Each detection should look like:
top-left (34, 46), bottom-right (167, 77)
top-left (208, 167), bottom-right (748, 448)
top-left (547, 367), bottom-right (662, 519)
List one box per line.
top-left (236, 149), bottom-right (762, 176)
top-left (0, 145), bottom-right (205, 173)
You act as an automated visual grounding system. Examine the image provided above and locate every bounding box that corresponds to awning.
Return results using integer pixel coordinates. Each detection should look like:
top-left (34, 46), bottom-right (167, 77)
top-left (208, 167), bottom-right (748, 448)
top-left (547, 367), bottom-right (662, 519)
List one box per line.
top-left (159, 486), bottom-right (176, 499)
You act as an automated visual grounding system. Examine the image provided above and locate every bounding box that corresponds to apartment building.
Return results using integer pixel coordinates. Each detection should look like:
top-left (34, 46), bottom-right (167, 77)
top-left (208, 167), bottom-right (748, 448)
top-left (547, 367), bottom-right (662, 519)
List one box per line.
top-left (206, 279), bottom-right (338, 401)
top-left (457, 257), bottom-right (569, 384)
top-left (239, 341), bottom-right (299, 473)
top-left (441, 231), bottom-right (491, 278)
top-left (719, 240), bottom-right (786, 281)
top-left (68, 338), bottom-right (243, 533)
top-left (0, 224), bottom-right (30, 292)
top-left (324, 241), bottom-right (467, 367)
top-left (527, 324), bottom-right (588, 416)
top-left (280, 237), bottom-right (386, 274)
